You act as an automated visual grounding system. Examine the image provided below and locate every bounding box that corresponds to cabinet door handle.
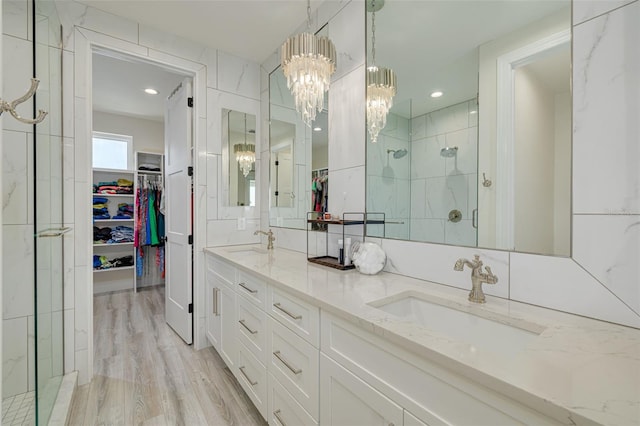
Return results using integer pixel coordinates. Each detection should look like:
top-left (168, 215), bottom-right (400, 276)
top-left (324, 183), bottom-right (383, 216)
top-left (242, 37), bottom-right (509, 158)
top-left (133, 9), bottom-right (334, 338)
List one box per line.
top-left (239, 282), bottom-right (258, 294)
top-left (238, 366), bottom-right (258, 386)
top-left (273, 409), bottom-right (287, 426)
top-left (472, 208), bottom-right (478, 229)
top-left (239, 319), bottom-right (258, 334)
top-left (273, 303), bottom-right (302, 320)
top-left (213, 288), bottom-right (220, 316)
top-left (273, 350), bottom-right (302, 375)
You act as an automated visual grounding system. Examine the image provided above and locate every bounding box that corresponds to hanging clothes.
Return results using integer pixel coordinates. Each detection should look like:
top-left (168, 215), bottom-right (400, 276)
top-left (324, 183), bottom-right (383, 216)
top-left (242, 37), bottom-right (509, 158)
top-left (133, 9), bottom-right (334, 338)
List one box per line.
top-left (135, 174), bottom-right (165, 278)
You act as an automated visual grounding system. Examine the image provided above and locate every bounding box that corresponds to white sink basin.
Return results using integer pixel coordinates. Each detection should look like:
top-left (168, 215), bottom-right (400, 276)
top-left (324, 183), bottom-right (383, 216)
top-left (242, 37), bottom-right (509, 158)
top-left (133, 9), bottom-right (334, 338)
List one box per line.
top-left (370, 293), bottom-right (543, 357)
top-left (226, 246), bottom-right (268, 255)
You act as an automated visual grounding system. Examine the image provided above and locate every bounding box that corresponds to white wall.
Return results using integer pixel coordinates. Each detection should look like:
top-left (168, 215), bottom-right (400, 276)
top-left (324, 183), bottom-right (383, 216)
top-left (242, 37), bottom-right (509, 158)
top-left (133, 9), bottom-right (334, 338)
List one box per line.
top-left (553, 91), bottom-right (571, 256)
top-left (477, 8), bottom-right (570, 248)
top-left (93, 110), bottom-right (164, 154)
top-left (514, 67), bottom-right (555, 255)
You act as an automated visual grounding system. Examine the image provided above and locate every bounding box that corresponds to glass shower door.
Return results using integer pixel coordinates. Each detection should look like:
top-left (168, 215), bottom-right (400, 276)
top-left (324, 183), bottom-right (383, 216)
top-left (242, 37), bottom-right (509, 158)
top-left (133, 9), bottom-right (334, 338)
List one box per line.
top-left (33, 0), bottom-right (64, 424)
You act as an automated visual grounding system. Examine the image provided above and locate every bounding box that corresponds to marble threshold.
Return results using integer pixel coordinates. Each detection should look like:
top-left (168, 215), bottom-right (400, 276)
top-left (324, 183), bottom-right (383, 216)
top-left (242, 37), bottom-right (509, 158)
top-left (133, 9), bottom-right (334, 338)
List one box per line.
top-left (205, 244), bottom-right (640, 426)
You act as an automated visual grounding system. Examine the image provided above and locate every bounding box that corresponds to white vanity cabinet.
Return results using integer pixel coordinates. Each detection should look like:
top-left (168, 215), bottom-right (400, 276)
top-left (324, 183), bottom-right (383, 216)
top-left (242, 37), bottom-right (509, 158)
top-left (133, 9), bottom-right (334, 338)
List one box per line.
top-left (205, 259), bottom-right (237, 369)
top-left (320, 353), bottom-right (403, 426)
top-left (321, 313), bottom-right (560, 426)
top-left (204, 250), bottom-right (565, 426)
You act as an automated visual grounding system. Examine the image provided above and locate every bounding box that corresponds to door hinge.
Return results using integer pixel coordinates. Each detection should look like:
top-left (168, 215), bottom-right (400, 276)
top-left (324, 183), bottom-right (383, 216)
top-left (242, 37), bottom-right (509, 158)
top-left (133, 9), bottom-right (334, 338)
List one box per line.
top-left (188, 303), bottom-right (193, 313)
top-left (274, 191), bottom-right (279, 197)
top-left (275, 160), bottom-right (279, 166)
top-left (187, 97), bottom-right (193, 108)
top-left (188, 166), bottom-right (193, 176)
top-left (188, 235), bottom-right (193, 245)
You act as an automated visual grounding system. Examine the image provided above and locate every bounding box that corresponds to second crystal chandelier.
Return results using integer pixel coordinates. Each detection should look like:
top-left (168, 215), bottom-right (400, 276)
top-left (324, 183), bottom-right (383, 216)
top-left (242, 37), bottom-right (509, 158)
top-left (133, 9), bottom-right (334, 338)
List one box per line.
top-left (281, 0), bottom-right (337, 127)
top-left (366, 0), bottom-right (396, 143)
top-left (234, 113), bottom-right (255, 178)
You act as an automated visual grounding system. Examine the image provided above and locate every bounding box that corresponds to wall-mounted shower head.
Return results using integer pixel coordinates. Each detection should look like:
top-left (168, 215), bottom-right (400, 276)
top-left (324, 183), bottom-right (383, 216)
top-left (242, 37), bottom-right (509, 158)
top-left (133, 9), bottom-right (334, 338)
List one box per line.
top-left (440, 146), bottom-right (458, 158)
top-left (387, 149), bottom-right (408, 159)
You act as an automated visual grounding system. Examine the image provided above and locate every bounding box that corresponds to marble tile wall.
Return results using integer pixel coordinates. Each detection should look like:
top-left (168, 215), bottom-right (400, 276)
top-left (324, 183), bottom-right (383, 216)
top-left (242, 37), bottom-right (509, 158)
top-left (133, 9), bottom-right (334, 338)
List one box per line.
top-left (2, 1), bottom-right (35, 398)
top-left (409, 100), bottom-right (478, 246)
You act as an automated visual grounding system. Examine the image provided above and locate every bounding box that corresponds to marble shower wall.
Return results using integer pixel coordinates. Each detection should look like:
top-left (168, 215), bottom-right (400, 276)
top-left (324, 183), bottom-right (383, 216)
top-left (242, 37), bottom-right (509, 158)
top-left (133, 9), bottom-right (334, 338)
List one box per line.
top-left (3, 0), bottom-right (35, 399)
top-left (409, 100), bottom-right (478, 246)
top-left (366, 111), bottom-right (411, 240)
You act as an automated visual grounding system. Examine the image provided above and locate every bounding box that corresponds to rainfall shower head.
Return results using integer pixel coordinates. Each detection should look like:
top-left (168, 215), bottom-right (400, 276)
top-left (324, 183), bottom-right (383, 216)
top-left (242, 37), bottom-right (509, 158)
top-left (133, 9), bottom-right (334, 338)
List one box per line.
top-left (387, 149), bottom-right (408, 159)
top-left (440, 146), bottom-right (458, 158)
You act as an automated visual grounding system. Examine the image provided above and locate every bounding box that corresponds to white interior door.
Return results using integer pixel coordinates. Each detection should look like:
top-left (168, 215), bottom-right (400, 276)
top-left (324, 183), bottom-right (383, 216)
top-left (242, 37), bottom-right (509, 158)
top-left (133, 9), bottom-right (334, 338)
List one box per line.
top-left (165, 78), bottom-right (193, 344)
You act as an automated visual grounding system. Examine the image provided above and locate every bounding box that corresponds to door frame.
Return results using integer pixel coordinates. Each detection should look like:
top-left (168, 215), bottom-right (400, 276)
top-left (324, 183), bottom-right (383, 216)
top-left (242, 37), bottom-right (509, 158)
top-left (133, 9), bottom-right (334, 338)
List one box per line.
top-left (495, 29), bottom-right (571, 250)
top-left (75, 28), bottom-right (206, 383)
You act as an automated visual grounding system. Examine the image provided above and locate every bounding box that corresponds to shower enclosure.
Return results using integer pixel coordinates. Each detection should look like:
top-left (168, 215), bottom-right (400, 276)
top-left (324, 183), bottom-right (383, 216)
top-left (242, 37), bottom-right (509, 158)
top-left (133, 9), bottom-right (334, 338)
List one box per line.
top-left (2, 1), bottom-right (65, 425)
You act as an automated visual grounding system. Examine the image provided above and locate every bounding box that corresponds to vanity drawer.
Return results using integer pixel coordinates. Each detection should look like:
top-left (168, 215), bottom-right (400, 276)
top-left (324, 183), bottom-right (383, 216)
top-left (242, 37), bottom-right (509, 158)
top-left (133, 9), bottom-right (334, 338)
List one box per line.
top-left (206, 254), bottom-right (235, 285)
top-left (268, 373), bottom-right (317, 426)
top-left (268, 286), bottom-right (319, 347)
top-left (321, 313), bottom-right (558, 426)
top-left (237, 295), bottom-right (268, 366)
top-left (236, 340), bottom-right (267, 420)
top-left (268, 317), bottom-right (319, 419)
top-left (237, 270), bottom-right (267, 309)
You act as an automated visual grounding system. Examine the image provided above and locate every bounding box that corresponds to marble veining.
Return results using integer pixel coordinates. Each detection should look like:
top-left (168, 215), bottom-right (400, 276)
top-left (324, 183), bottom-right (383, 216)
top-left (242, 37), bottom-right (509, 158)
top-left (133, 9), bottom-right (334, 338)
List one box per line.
top-left (206, 245), bottom-right (640, 425)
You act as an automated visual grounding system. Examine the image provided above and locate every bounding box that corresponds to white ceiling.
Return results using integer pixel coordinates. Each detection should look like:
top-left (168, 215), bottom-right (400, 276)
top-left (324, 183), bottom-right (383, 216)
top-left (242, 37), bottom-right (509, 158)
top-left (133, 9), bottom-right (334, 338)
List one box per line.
top-left (92, 52), bottom-right (186, 121)
top-left (374, 0), bottom-right (570, 117)
top-left (76, 0), bottom-right (328, 64)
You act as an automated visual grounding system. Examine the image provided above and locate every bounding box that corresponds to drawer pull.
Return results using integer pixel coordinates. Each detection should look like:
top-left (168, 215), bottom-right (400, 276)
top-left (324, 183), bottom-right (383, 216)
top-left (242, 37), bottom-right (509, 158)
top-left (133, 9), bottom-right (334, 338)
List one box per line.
top-left (213, 288), bottom-right (220, 316)
top-left (239, 282), bottom-right (258, 294)
top-left (239, 319), bottom-right (258, 334)
top-left (273, 350), bottom-right (302, 375)
top-left (273, 303), bottom-right (302, 320)
top-left (273, 409), bottom-right (287, 426)
top-left (238, 366), bottom-right (258, 386)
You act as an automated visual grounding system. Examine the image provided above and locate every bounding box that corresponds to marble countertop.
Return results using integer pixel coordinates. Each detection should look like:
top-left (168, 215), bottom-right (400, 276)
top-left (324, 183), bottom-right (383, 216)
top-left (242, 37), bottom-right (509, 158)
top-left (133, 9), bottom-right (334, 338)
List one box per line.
top-left (205, 245), bottom-right (640, 426)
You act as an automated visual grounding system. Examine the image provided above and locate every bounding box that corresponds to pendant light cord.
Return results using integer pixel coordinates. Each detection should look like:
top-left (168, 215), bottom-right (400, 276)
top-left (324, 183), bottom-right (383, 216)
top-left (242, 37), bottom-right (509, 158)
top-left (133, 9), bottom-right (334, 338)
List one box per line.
top-left (371, 1), bottom-right (376, 66)
top-left (244, 113), bottom-right (247, 145)
top-left (307, 0), bottom-right (312, 31)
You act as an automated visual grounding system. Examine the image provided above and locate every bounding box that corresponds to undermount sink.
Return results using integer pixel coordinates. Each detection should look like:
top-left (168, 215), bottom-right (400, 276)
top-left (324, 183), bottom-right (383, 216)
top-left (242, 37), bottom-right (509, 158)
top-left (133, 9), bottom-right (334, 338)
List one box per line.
top-left (226, 246), bottom-right (268, 255)
top-left (369, 292), bottom-right (544, 358)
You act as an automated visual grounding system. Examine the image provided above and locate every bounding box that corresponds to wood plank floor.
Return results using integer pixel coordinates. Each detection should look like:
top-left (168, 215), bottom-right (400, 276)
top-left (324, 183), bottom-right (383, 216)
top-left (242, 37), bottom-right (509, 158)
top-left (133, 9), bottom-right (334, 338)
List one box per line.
top-left (68, 286), bottom-right (266, 426)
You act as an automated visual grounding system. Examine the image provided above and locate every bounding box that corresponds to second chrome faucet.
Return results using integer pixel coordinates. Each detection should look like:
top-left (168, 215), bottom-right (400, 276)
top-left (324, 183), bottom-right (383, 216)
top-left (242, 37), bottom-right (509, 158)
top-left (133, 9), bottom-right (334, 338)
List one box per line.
top-left (254, 229), bottom-right (275, 250)
top-left (454, 255), bottom-right (498, 303)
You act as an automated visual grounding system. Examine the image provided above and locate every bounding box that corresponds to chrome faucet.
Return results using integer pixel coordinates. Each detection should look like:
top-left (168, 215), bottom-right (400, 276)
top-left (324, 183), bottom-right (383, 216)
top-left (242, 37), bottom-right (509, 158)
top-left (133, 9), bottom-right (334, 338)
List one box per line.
top-left (454, 255), bottom-right (498, 303)
top-left (254, 229), bottom-right (275, 250)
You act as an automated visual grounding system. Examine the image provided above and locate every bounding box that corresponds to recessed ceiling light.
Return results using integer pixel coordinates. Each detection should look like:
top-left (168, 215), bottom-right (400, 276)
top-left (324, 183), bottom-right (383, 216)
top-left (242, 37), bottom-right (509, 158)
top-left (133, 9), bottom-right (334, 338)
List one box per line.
top-left (430, 91), bottom-right (443, 98)
top-left (144, 88), bottom-right (158, 95)
top-left (313, 127), bottom-right (322, 132)
top-left (470, 110), bottom-right (477, 114)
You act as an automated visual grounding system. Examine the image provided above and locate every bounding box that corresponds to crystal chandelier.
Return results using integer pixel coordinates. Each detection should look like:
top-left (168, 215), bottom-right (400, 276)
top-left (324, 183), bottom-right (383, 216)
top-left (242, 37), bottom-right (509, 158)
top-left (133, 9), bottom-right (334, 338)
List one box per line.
top-left (234, 113), bottom-right (255, 178)
top-left (366, 0), bottom-right (396, 143)
top-left (281, 0), bottom-right (337, 126)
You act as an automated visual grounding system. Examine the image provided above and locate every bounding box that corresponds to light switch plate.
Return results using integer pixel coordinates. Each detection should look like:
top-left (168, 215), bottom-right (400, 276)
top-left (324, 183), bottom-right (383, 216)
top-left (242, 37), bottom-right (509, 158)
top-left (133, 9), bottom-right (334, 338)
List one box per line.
top-left (237, 217), bottom-right (246, 230)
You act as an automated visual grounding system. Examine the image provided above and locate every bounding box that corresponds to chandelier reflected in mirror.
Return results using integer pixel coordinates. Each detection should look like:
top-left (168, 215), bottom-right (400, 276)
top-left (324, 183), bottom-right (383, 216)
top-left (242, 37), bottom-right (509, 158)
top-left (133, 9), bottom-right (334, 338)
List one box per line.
top-left (366, 0), bottom-right (396, 143)
top-left (281, 0), bottom-right (337, 126)
top-left (234, 113), bottom-right (255, 177)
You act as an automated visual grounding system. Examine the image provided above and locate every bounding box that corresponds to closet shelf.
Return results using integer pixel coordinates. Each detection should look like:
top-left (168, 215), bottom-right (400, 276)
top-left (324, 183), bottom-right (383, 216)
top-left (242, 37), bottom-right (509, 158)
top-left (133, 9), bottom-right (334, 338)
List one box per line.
top-left (93, 242), bottom-right (134, 247)
top-left (93, 167), bottom-right (135, 174)
top-left (93, 193), bottom-right (134, 198)
top-left (93, 219), bottom-right (134, 223)
top-left (93, 265), bottom-right (135, 273)
top-left (137, 170), bottom-right (162, 175)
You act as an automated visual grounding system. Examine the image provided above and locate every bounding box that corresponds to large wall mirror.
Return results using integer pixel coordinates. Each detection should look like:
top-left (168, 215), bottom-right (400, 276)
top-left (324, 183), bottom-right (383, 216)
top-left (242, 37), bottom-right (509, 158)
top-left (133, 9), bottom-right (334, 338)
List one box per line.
top-left (365, 1), bottom-right (571, 257)
top-left (268, 37), bottom-right (329, 229)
